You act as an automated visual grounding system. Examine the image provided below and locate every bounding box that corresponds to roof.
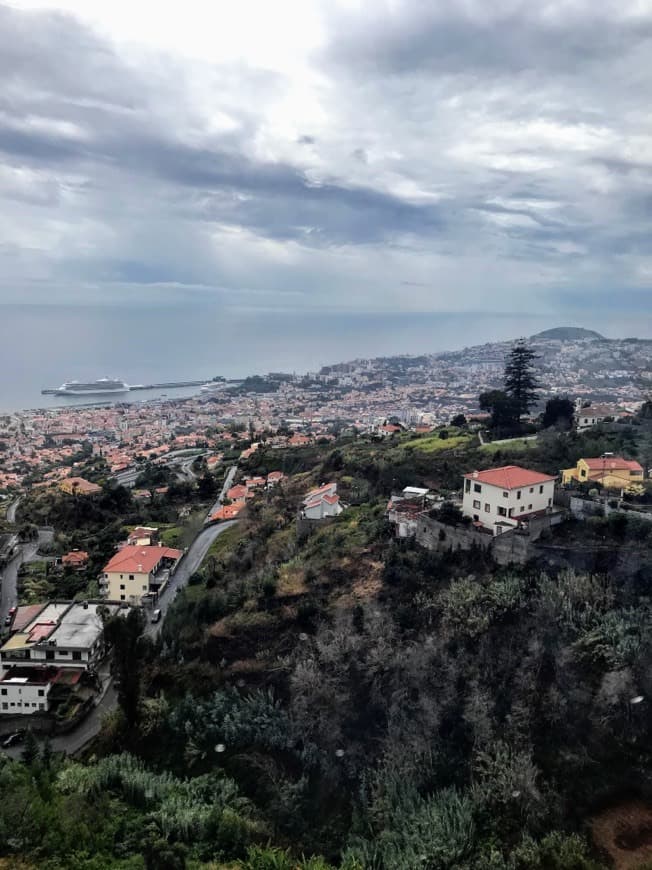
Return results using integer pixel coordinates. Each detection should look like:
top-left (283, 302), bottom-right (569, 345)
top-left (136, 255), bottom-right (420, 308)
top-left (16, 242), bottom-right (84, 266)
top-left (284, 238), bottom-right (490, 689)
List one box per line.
top-left (211, 503), bottom-right (244, 521)
top-left (304, 482), bottom-right (337, 502)
top-left (62, 550), bottom-right (89, 564)
top-left (103, 545), bottom-right (183, 575)
top-left (465, 465), bottom-right (556, 490)
top-left (12, 603), bottom-right (47, 633)
top-left (582, 457), bottom-right (643, 472)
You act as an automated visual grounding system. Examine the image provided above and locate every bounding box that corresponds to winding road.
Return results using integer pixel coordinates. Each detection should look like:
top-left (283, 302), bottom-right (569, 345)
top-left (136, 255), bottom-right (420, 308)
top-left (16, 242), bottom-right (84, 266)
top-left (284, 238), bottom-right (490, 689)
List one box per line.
top-left (0, 528), bottom-right (53, 623)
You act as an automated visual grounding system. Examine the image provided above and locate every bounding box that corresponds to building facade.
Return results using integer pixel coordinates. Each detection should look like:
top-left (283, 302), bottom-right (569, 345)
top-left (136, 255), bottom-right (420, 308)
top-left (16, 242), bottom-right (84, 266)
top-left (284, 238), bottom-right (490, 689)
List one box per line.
top-left (101, 545), bottom-right (182, 603)
top-left (462, 465), bottom-right (556, 535)
top-left (561, 457), bottom-right (644, 491)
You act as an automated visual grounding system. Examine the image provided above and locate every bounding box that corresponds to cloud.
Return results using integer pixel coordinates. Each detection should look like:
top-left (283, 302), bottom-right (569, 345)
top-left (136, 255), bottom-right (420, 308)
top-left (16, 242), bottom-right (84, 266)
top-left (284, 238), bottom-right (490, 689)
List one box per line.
top-left (0, 0), bottom-right (651, 323)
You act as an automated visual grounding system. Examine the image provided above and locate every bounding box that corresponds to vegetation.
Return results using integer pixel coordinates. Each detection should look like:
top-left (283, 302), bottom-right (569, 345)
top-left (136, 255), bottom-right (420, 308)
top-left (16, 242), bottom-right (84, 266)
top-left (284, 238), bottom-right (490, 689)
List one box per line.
top-left (6, 424), bottom-right (652, 868)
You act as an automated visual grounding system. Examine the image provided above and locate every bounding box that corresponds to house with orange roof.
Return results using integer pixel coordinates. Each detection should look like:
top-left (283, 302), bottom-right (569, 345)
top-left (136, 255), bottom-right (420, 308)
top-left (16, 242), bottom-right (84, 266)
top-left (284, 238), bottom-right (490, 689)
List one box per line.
top-left (226, 484), bottom-right (249, 503)
top-left (61, 551), bottom-right (89, 571)
top-left (59, 477), bottom-right (102, 496)
top-left (462, 465), bottom-right (556, 535)
top-left (302, 482), bottom-right (344, 520)
top-left (266, 471), bottom-right (285, 488)
top-left (245, 476), bottom-right (266, 490)
top-left (210, 503), bottom-right (244, 522)
top-left (100, 545), bottom-right (182, 603)
top-left (288, 433), bottom-right (311, 447)
top-left (561, 457), bottom-right (644, 491)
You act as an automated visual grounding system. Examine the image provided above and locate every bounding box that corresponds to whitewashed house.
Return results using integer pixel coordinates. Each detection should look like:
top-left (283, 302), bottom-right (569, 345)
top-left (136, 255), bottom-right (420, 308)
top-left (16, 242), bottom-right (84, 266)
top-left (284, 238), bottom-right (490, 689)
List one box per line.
top-left (462, 465), bottom-right (556, 535)
top-left (302, 482), bottom-right (344, 520)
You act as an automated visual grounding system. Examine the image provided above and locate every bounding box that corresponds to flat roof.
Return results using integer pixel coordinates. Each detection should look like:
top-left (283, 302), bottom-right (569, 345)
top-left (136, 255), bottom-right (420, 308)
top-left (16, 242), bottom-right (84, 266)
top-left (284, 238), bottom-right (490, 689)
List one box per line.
top-left (54, 603), bottom-right (110, 648)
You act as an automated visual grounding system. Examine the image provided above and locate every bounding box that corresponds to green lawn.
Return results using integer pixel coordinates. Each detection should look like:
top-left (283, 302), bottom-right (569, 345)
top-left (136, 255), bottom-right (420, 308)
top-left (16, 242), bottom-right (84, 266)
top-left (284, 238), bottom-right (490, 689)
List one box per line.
top-left (206, 522), bottom-right (245, 559)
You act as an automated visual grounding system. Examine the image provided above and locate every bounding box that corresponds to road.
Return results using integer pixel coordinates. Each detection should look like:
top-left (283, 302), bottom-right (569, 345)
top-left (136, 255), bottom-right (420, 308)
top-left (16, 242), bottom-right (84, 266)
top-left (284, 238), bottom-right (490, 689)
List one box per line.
top-left (0, 528), bottom-right (53, 623)
top-left (2, 521), bottom-right (237, 757)
top-left (144, 520), bottom-right (237, 638)
top-left (207, 465), bottom-right (238, 519)
top-left (6, 498), bottom-right (20, 524)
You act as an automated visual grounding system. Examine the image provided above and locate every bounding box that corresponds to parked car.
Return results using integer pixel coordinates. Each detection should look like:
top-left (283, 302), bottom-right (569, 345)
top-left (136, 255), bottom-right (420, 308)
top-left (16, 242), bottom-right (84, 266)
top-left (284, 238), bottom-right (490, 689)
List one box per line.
top-left (8, 606), bottom-right (16, 617)
top-left (150, 609), bottom-right (162, 624)
top-left (3, 615), bottom-right (12, 627)
top-left (2, 730), bottom-right (25, 748)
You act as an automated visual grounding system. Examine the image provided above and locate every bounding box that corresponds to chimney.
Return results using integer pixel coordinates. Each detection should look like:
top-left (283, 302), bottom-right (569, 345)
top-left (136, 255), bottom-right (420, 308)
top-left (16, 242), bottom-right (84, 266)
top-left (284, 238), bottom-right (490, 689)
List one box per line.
top-left (472, 470), bottom-right (479, 478)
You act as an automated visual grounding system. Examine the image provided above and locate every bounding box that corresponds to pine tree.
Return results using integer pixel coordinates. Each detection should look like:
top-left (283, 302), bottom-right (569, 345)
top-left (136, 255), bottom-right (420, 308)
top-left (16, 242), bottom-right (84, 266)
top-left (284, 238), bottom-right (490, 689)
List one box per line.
top-left (503, 339), bottom-right (539, 422)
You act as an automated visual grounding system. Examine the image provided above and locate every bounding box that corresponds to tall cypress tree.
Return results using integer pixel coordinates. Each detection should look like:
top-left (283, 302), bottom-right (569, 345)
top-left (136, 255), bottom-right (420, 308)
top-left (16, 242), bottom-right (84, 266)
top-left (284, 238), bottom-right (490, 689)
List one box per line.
top-left (504, 339), bottom-right (539, 422)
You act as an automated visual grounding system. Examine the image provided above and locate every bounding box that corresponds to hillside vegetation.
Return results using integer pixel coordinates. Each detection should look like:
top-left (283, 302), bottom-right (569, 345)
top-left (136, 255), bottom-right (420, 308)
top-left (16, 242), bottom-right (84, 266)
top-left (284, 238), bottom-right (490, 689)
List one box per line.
top-left (3, 422), bottom-right (652, 868)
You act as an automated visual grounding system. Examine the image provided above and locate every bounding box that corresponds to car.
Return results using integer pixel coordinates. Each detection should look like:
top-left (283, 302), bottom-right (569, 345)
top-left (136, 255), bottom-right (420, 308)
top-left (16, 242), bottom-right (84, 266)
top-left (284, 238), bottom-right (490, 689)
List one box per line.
top-left (8, 607), bottom-right (16, 617)
top-left (150, 609), bottom-right (162, 624)
top-left (3, 616), bottom-right (11, 627)
top-left (2, 730), bottom-right (25, 748)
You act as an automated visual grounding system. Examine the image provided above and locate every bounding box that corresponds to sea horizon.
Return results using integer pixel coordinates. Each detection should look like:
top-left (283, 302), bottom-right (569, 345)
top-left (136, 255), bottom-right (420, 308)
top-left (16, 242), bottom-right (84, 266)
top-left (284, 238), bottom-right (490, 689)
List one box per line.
top-left (1, 302), bottom-right (646, 414)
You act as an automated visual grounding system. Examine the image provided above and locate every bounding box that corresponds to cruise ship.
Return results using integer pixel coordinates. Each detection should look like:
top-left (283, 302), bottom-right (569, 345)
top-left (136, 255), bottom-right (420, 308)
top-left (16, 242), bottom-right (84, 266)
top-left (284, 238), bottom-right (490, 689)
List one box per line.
top-left (53, 378), bottom-right (130, 396)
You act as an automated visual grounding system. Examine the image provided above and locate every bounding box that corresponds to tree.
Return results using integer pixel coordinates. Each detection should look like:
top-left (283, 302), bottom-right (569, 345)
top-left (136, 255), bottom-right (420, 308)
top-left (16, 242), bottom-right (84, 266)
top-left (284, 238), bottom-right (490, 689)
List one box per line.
top-left (542, 396), bottom-right (575, 430)
top-left (504, 339), bottom-right (539, 422)
top-left (104, 608), bottom-right (146, 729)
top-left (451, 414), bottom-right (467, 428)
top-left (197, 472), bottom-right (217, 500)
top-left (479, 390), bottom-right (519, 432)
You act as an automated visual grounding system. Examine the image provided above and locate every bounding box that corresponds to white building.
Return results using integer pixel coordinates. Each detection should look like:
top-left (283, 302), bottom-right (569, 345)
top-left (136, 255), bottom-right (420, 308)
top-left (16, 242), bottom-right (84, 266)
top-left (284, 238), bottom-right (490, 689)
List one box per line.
top-left (462, 465), bottom-right (556, 535)
top-left (302, 482), bottom-right (344, 520)
top-left (0, 601), bottom-right (121, 671)
top-left (0, 666), bottom-right (57, 714)
top-left (100, 544), bottom-right (182, 603)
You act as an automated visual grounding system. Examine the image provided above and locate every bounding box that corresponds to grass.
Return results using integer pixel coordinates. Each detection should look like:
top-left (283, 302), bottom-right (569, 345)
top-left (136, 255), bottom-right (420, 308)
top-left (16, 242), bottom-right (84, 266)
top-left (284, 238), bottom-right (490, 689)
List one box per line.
top-left (206, 522), bottom-right (246, 559)
top-left (481, 437), bottom-right (538, 455)
top-left (401, 430), bottom-right (474, 453)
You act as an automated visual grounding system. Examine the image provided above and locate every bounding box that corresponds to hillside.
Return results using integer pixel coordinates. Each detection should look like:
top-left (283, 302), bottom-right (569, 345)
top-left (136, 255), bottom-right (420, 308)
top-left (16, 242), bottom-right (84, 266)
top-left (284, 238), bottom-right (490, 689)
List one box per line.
top-left (4, 421), bottom-right (652, 869)
top-left (531, 326), bottom-right (605, 341)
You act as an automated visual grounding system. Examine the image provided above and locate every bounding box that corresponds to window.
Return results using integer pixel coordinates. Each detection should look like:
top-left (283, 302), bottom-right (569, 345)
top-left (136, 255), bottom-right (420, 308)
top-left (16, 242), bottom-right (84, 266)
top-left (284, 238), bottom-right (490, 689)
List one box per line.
top-left (1, 703), bottom-right (6, 710)
top-left (120, 584), bottom-right (125, 590)
top-left (120, 574), bottom-right (123, 579)
top-left (539, 485), bottom-right (544, 494)
top-left (517, 490), bottom-right (522, 500)
top-left (580, 469), bottom-right (586, 478)
top-left (465, 479), bottom-right (471, 493)
top-left (38, 689), bottom-right (44, 697)
top-left (59, 650), bottom-right (68, 656)
top-left (503, 491), bottom-right (508, 498)
top-left (528, 504), bottom-right (532, 510)
top-left (142, 585), bottom-right (148, 591)
top-left (520, 506), bottom-right (525, 512)
top-left (473, 483), bottom-right (482, 493)
top-left (498, 507), bottom-right (507, 517)
top-left (473, 514), bottom-right (479, 521)
top-left (529, 487), bottom-right (534, 493)
top-left (39, 703), bottom-right (44, 710)
top-left (0, 689), bottom-right (6, 696)
top-left (120, 594), bottom-right (126, 601)
top-left (548, 498), bottom-right (552, 506)
top-left (45, 650), bottom-right (54, 661)
top-left (484, 503), bottom-right (490, 512)
top-left (129, 574), bottom-right (134, 580)
top-left (473, 499), bottom-right (481, 509)
top-left (72, 651), bottom-right (82, 661)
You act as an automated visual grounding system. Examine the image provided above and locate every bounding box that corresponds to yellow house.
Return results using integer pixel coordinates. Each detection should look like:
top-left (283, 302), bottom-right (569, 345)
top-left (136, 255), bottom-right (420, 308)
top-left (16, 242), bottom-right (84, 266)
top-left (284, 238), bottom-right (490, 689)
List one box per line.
top-left (562, 457), bottom-right (644, 490)
top-left (59, 476), bottom-right (102, 496)
top-left (100, 545), bottom-right (182, 603)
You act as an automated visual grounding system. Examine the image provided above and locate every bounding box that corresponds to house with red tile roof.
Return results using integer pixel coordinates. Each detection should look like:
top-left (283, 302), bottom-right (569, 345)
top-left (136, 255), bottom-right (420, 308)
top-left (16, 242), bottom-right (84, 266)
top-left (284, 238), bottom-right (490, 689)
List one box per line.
top-left (210, 503), bottom-right (244, 522)
top-left (61, 550), bottom-right (89, 571)
top-left (226, 484), bottom-right (249, 503)
top-left (462, 465), bottom-right (556, 535)
top-left (562, 457), bottom-right (644, 490)
top-left (266, 471), bottom-right (285, 487)
top-left (59, 477), bottom-right (102, 496)
top-left (101, 545), bottom-right (182, 603)
top-left (302, 482), bottom-right (344, 520)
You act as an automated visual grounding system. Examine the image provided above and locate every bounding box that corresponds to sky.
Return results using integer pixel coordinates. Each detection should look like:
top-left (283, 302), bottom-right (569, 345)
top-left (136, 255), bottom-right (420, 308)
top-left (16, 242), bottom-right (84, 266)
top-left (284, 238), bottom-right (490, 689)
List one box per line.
top-left (1, 0), bottom-right (652, 326)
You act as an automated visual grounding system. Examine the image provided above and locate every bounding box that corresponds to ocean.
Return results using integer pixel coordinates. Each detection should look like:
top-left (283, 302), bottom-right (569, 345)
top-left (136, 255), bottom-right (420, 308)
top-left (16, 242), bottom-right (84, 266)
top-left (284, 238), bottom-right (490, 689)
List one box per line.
top-left (0, 303), bottom-right (611, 413)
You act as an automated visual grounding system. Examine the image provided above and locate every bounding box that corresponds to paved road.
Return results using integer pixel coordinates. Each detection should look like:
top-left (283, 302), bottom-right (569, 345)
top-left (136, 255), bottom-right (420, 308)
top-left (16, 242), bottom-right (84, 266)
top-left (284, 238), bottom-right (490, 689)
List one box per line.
top-left (207, 465), bottom-right (238, 519)
top-left (144, 520), bottom-right (237, 637)
top-left (0, 529), bottom-right (53, 623)
top-left (6, 498), bottom-right (20, 524)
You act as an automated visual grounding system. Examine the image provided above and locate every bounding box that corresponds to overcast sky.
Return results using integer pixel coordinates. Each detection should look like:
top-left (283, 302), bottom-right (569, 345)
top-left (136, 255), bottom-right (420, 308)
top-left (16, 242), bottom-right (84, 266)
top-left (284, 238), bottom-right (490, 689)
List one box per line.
top-left (1, 0), bottom-right (651, 322)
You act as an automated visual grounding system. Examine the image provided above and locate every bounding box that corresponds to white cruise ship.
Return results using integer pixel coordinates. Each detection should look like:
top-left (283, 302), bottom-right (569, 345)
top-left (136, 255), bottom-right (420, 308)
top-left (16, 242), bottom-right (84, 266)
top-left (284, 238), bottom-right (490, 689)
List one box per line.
top-left (54, 378), bottom-right (130, 396)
